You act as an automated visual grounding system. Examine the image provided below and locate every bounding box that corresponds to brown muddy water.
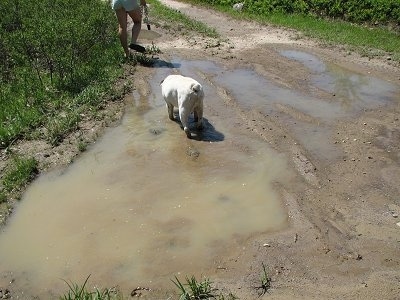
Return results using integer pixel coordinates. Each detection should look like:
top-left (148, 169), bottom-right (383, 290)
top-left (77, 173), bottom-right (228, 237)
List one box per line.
top-left (0, 52), bottom-right (399, 298)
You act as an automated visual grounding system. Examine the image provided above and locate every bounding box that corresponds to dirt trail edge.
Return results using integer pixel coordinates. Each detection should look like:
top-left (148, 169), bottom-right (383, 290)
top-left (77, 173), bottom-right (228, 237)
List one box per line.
top-left (144, 0), bottom-right (400, 299)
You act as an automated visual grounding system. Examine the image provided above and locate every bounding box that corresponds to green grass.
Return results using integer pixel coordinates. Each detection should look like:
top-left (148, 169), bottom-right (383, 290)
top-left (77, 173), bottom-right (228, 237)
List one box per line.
top-left (60, 275), bottom-right (122, 300)
top-left (180, 0), bottom-right (400, 62)
top-left (255, 262), bottom-right (272, 297)
top-left (172, 275), bottom-right (217, 300)
top-left (149, 0), bottom-right (219, 38)
top-left (0, 0), bottom-right (124, 149)
top-left (59, 275), bottom-right (237, 300)
top-left (260, 13), bottom-right (400, 60)
top-left (1, 156), bottom-right (38, 202)
top-left (171, 275), bottom-right (237, 300)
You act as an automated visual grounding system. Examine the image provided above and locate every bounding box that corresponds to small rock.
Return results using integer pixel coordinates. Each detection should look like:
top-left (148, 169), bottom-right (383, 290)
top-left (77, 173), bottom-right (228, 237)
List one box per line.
top-left (233, 2), bottom-right (244, 11)
top-left (388, 204), bottom-right (400, 218)
top-left (396, 222), bottom-right (400, 227)
top-left (149, 128), bottom-right (163, 135)
top-left (263, 243), bottom-right (271, 247)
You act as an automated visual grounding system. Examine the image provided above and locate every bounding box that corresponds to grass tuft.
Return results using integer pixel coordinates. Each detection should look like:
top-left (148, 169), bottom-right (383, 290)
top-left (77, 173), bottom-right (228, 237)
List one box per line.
top-left (149, 0), bottom-right (219, 38)
top-left (60, 275), bottom-right (122, 300)
top-left (2, 156), bottom-right (38, 197)
top-left (172, 275), bottom-right (218, 300)
top-left (255, 262), bottom-right (271, 297)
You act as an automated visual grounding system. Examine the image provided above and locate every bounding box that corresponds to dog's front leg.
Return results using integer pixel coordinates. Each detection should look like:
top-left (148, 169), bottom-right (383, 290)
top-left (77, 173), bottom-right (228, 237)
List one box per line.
top-left (179, 107), bottom-right (191, 138)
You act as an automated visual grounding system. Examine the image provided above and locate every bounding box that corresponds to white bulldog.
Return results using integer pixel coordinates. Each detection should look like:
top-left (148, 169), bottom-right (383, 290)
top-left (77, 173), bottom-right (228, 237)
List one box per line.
top-left (160, 74), bottom-right (204, 138)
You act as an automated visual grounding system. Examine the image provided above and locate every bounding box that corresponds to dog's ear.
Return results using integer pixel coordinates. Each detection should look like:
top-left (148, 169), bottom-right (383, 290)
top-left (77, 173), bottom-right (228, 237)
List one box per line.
top-left (191, 83), bottom-right (201, 93)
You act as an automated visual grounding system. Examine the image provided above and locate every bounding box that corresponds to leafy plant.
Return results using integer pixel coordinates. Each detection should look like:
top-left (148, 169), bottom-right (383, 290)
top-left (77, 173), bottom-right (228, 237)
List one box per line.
top-left (172, 275), bottom-right (218, 300)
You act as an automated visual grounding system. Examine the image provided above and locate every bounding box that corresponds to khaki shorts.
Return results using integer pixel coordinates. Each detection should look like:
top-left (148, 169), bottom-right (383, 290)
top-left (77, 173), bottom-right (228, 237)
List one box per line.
top-left (111, 0), bottom-right (140, 11)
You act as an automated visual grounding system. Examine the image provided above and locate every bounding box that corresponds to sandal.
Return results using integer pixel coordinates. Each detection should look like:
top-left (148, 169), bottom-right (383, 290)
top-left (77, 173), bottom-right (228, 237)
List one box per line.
top-left (129, 43), bottom-right (146, 53)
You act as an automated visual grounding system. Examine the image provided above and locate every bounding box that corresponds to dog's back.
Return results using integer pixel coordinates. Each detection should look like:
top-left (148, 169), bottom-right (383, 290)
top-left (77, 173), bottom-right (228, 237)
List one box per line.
top-left (161, 74), bottom-right (204, 138)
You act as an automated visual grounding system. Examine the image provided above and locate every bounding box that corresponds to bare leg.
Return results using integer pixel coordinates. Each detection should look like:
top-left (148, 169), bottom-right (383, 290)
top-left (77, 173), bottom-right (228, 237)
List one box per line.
top-left (115, 8), bottom-right (129, 57)
top-left (127, 8), bottom-right (142, 44)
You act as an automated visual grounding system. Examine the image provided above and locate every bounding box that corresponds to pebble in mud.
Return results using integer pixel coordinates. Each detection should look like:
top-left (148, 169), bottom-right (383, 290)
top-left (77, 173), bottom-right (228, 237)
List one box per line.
top-left (149, 128), bottom-right (164, 135)
top-left (186, 147), bottom-right (200, 158)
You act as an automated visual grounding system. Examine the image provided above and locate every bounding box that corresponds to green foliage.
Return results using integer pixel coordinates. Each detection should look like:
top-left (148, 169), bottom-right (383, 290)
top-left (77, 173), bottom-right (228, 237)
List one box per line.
top-left (2, 156), bottom-right (38, 195)
top-left (45, 112), bottom-right (80, 146)
top-left (191, 0), bottom-right (400, 26)
top-left (78, 140), bottom-right (88, 152)
top-left (0, 0), bottom-right (122, 149)
top-left (172, 275), bottom-right (218, 300)
top-left (185, 0), bottom-right (400, 61)
top-left (60, 275), bottom-right (123, 300)
top-left (172, 275), bottom-right (238, 300)
top-left (255, 262), bottom-right (271, 296)
top-left (149, 0), bottom-right (219, 38)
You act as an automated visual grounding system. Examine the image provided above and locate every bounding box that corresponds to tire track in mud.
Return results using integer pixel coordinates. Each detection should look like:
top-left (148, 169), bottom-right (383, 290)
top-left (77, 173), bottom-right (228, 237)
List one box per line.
top-left (198, 70), bottom-right (320, 187)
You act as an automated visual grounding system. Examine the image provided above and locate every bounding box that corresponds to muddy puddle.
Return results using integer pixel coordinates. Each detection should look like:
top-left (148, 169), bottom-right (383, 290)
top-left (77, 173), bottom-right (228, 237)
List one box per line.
top-left (0, 51), bottom-right (399, 298)
top-left (214, 50), bottom-right (399, 160)
top-left (0, 61), bottom-right (291, 298)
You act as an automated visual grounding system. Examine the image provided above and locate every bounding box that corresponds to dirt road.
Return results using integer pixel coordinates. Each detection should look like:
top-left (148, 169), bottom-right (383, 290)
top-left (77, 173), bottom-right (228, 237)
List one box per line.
top-left (135, 0), bottom-right (400, 298)
top-left (1, 0), bottom-right (399, 299)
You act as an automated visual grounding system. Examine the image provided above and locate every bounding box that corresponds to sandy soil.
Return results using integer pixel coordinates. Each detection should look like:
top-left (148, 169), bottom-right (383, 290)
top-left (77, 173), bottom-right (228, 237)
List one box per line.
top-left (1, 0), bottom-right (399, 299)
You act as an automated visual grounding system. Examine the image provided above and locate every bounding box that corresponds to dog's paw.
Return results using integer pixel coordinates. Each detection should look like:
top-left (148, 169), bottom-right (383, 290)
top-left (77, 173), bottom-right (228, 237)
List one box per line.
top-left (184, 127), bottom-right (191, 139)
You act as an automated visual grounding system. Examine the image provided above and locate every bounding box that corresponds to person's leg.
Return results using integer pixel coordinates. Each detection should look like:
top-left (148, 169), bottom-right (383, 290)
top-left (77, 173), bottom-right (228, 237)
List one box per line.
top-left (115, 8), bottom-right (130, 57)
top-left (127, 8), bottom-right (142, 45)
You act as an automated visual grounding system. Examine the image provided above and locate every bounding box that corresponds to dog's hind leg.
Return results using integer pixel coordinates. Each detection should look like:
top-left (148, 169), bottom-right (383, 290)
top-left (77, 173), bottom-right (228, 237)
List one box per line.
top-left (194, 107), bottom-right (203, 130)
top-left (167, 103), bottom-right (174, 120)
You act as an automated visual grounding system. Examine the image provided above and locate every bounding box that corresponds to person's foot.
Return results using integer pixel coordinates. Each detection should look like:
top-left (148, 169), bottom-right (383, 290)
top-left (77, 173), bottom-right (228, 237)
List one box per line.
top-left (123, 49), bottom-right (136, 61)
top-left (129, 43), bottom-right (146, 53)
